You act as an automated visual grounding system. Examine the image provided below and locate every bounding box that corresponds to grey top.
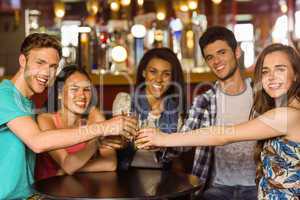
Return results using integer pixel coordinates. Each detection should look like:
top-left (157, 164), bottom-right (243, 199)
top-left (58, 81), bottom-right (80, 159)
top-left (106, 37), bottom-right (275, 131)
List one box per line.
top-left (213, 79), bottom-right (256, 186)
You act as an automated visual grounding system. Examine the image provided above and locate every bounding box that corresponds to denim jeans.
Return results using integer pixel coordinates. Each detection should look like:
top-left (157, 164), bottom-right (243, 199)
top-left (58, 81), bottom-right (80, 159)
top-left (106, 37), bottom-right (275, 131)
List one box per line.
top-left (199, 184), bottom-right (257, 200)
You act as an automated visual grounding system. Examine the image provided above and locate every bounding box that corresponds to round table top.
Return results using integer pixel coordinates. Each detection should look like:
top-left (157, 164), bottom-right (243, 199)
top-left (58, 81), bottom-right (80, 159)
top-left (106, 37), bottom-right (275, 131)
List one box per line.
top-left (34, 168), bottom-right (203, 200)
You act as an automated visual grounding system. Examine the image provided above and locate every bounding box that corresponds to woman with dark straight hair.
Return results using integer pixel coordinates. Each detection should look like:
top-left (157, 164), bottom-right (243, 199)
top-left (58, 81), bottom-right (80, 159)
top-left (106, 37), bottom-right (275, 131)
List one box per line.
top-left (137, 43), bottom-right (300, 199)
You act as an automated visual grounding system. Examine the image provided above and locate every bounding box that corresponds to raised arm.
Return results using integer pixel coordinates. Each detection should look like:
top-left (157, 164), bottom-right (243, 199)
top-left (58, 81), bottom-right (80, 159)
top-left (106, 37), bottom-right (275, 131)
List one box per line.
top-left (137, 107), bottom-right (300, 148)
top-left (7, 114), bottom-right (136, 153)
top-left (37, 114), bottom-right (100, 175)
top-left (78, 107), bottom-right (117, 172)
top-left (78, 148), bottom-right (117, 172)
top-left (229, 107), bottom-right (300, 143)
top-left (97, 92), bottom-right (132, 150)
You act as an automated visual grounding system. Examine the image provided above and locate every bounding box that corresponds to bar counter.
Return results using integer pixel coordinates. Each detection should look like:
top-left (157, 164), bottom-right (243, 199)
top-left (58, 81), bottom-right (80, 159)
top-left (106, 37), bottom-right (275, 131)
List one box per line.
top-left (89, 71), bottom-right (219, 85)
top-left (0, 71), bottom-right (252, 85)
top-left (0, 71), bottom-right (253, 112)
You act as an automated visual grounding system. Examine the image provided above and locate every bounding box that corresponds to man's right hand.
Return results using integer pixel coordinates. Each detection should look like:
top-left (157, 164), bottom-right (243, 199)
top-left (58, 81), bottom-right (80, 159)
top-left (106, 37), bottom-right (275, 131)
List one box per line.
top-left (102, 115), bottom-right (137, 138)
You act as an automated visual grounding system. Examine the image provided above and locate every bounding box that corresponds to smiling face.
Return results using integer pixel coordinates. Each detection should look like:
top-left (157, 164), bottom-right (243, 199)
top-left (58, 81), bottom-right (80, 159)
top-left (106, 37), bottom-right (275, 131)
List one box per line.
top-left (20, 47), bottom-right (60, 94)
top-left (60, 72), bottom-right (92, 115)
top-left (262, 51), bottom-right (296, 99)
top-left (144, 58), bottom-right (172, 99)
top-left (203, 40), bottom-right (240, 81)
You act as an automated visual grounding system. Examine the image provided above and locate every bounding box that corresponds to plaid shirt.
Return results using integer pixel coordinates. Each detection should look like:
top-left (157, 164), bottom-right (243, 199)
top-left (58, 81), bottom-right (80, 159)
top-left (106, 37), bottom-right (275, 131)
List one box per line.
top-left (180, 78), bottom-right (253, 185)
top-left (164, 79), bottom-right (253, 186)
top-left (162, 82), bottom-right (217, 183)
top-left (180, 84), bottom-right (217, 184)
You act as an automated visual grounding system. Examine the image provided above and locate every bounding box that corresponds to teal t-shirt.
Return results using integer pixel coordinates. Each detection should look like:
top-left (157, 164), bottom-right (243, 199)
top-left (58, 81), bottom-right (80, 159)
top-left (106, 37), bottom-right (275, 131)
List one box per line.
top-left (0, 80), bottom-right (36, 199)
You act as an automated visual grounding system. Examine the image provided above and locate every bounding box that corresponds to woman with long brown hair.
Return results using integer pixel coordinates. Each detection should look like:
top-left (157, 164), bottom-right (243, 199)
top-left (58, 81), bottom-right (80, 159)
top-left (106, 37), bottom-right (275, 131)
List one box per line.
top-left (136, 43), bottom-right (300, 199)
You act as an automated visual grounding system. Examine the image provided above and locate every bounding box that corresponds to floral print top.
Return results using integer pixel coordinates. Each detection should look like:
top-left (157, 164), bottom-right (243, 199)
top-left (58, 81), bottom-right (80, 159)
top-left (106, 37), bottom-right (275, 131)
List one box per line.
top-left (259, 137), bottom-right (300, 200)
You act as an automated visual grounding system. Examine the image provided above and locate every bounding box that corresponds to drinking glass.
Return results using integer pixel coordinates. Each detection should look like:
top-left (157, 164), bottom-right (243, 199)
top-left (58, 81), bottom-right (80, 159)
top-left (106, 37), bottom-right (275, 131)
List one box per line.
top-left (121, 111), bottom-right (138, 143)
top-left (134, 117), bottom-right (159, 150)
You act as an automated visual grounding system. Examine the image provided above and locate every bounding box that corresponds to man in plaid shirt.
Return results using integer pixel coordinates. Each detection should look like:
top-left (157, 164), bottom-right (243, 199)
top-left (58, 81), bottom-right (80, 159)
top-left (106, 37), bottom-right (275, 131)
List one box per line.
top-left (180, 26), bottom-right (257, 200)
top-left (180, 86), bottom-right (216, 183)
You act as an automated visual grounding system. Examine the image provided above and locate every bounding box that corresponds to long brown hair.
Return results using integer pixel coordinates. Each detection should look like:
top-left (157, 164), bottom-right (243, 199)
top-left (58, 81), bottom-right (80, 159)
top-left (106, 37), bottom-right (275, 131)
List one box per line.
top-left (250, 43), bottom-right (300, 185)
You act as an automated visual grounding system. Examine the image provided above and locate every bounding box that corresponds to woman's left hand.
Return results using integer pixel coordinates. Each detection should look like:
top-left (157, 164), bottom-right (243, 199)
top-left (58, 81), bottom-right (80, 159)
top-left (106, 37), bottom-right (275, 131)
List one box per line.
top-left (135, 128), bottom-right (167, 149)
top-left (100, 135), bottom-right (128, 149)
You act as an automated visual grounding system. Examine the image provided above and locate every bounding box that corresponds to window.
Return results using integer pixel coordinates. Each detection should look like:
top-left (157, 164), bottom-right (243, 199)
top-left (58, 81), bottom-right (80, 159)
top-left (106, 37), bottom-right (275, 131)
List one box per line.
top-left (272, 15), bottom-right (288, 44)
top-left (234, 23), bottom-right (254, 68)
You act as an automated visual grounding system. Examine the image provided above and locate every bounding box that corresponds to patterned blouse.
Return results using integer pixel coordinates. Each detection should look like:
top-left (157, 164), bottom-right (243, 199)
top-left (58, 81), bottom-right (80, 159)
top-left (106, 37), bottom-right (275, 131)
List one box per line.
top-left (259, 137), bottom-right (300, 200)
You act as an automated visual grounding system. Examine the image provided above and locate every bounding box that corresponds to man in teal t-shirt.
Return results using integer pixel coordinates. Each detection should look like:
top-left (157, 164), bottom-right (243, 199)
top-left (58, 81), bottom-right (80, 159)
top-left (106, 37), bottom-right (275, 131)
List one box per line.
top-left (0, 80), bottom-right (36, 198)
top-left (0, 33), bottom-right (62, 199)
top-left (0, 33), bottom-right (136, 199)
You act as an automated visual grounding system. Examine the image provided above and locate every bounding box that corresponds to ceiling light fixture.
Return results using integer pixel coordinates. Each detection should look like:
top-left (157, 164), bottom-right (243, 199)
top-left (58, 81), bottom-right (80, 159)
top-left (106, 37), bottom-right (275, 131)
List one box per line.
top-left (54, 1), bottom-right (65, 18)
top-left (137, 0), bottom-right (144, 6)
top-left (131, 24), bottom-right (146, 38)
top-left (188, 0), bottom-right (198, 10)
top-left (156, 11), bottom-right (166, 21)
top-left (180, 4), bottom-right (189, 12)
top-left (211, 0), bottom-right (222, 5)
top-left (86, 0), bottom-right (99, 16)
top-left (121, 0), bottom-right (131, 6)
top-left (112, 46), bottom-right (128, 63)
top-left (110, 1), bottom-right (120, 12)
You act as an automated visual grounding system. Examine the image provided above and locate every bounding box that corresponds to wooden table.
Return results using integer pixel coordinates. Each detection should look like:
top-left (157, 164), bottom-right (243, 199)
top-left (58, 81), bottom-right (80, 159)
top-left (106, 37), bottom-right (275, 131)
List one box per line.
top-left (34, 168), bottom-right (203, 200)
